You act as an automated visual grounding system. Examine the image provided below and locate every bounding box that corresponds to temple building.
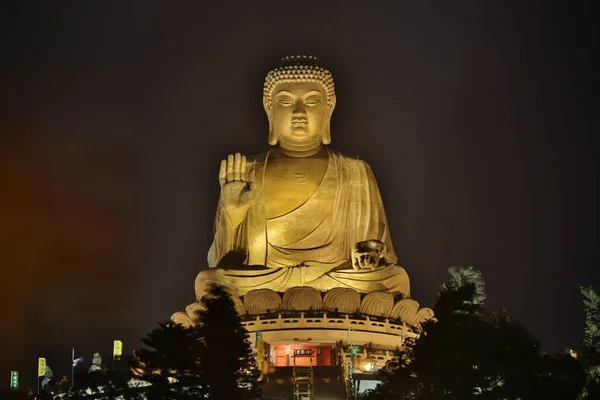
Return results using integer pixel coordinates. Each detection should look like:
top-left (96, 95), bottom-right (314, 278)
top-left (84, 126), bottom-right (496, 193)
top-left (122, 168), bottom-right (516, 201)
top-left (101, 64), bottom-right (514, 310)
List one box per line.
top-left (172, 55), bottom-right (433, 398)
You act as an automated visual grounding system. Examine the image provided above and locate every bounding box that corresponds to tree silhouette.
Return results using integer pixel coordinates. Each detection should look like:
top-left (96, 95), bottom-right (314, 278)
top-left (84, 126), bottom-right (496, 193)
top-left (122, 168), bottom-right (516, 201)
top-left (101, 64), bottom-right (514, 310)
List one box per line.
top-left (578, 286), bottom-right (600, 399)
top-left (66, 365), bottom-right (132, 400)
top-left (441, 265), bottom-right (487, 310)
top-left (362, 265), bottom-right (585, 399)
top-left (538, 352), bottom-right (585, 399)
top-left (127, 284), bottom-right (260, 400)
top-left (195, 284), bottom-right (261, 399)
top-left (129, 321), bottom-right (204, 400)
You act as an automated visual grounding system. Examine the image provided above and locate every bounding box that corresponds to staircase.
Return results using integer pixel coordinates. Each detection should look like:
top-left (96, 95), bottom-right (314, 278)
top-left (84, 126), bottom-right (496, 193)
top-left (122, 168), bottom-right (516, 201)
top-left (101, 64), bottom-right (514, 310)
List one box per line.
top-left (293, 355), bottom-right (314, 399)
top-left (262, 366), bottom-right (345, 400)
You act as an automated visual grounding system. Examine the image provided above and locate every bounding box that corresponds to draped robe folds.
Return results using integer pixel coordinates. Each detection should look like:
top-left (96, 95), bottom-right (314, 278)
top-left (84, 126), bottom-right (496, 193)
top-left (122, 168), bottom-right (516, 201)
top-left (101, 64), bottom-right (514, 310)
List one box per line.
top-left (197, 148), bottom-right (410, 299)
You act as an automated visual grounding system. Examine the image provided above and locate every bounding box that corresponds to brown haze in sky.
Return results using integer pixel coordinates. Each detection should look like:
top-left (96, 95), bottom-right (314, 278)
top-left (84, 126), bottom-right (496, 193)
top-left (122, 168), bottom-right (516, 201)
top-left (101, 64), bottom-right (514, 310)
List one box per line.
top-left (0, 123), bottom-right (137, 383)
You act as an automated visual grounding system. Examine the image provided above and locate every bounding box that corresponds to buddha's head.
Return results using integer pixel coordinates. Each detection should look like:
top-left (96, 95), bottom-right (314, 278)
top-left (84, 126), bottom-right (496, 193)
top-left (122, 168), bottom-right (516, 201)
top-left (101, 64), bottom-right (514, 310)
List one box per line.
top-left (263, 56), bottom-right (336, 151)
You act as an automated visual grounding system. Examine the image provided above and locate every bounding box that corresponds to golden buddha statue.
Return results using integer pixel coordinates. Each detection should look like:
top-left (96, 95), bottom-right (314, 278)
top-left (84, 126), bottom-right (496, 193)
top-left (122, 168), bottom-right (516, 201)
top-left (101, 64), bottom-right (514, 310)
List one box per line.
top-left (195, 55), bottom-right (410, 301)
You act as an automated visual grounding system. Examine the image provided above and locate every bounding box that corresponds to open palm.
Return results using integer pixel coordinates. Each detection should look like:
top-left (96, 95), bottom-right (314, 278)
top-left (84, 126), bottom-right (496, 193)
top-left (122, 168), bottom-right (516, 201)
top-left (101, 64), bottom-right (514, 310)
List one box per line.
top-left (219, 153), bottom-right (257, 226)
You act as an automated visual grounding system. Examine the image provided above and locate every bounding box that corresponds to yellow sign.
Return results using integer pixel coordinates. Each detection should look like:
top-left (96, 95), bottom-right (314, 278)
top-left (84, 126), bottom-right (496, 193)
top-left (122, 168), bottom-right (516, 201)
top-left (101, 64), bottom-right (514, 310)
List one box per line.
top-left (113, 340), bottom-right (123, 357)
top-left (256, 340), bottom-right (265, 361)
top-left (37, 358), bottom-right (46, 377)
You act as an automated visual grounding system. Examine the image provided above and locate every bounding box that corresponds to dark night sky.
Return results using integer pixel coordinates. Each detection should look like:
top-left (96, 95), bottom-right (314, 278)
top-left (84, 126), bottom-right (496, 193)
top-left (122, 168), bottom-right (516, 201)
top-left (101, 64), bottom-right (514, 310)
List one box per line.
top-left (1, 0), bottom-right (598, 388)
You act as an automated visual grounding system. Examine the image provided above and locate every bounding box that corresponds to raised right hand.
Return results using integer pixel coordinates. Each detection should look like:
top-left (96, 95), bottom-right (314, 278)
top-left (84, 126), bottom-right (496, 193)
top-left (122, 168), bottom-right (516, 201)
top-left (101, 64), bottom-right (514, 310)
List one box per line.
top-left (219, 153), bottom-right (257, 226)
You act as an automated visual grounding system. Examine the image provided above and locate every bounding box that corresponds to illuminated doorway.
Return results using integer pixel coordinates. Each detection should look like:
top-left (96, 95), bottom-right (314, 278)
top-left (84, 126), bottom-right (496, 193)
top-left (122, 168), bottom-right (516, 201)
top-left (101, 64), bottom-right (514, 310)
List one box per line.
top-left (272, 344), bottom-right (332, 366)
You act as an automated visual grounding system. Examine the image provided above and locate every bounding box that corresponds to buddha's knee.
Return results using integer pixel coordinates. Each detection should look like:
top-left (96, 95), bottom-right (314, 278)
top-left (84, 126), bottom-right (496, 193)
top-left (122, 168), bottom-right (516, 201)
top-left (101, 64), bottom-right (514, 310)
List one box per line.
top-left (194, 268), bottom-right (225, 300)
top-left (387, 264), bottom-right (411, 298)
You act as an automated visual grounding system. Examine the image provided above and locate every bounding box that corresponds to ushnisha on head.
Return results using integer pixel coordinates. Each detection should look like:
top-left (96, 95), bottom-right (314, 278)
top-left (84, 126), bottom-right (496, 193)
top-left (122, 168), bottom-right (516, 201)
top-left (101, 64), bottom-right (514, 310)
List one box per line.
top-left (263, 55), bottom-right (337, 149)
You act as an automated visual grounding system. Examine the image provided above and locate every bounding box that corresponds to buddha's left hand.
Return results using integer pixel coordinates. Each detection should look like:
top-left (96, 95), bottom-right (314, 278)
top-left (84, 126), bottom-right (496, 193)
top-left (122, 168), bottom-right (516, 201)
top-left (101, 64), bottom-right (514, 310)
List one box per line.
top-left (352, 240), bottom-right (386, 271)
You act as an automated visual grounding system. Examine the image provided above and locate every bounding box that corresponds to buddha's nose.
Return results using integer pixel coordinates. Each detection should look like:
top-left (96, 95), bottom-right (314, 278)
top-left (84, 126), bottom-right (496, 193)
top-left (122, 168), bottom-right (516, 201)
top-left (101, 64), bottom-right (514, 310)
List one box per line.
top-left (293, 99), bottom-right (306, 114)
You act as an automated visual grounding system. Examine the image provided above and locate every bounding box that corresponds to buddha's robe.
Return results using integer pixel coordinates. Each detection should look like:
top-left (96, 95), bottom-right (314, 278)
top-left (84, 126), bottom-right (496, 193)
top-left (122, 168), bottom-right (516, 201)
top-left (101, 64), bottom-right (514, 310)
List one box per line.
top-left (196, 148), bottom-right (410, 299)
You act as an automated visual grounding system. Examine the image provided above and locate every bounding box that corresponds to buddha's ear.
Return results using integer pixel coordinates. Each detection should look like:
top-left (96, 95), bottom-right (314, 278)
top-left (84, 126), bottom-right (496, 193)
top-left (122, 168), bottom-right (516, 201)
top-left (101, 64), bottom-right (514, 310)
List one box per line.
top-left (322, 95), bottom-right (336, 145)
top-left (263, 97), bottom-right (278, 145)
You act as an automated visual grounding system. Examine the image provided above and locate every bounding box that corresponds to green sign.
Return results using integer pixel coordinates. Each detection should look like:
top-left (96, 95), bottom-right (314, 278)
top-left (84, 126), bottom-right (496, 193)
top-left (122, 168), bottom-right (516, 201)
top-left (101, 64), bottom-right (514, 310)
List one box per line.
top-left (10, 371), bottom-right (18, 389)
top-left (350, 346), bottom-right (360, 356)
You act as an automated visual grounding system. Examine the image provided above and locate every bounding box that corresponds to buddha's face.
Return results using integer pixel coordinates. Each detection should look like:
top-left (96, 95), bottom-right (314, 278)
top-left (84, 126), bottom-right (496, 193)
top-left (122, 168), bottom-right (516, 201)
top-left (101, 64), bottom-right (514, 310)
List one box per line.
top-left (266, 81), bottom-right (335, 150)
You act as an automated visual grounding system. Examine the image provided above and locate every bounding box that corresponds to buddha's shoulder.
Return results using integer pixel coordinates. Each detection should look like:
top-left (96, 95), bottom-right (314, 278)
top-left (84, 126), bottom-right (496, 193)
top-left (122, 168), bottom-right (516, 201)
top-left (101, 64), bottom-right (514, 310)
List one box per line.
top-left (328, 148), bottom-right (371, 169)
top-left (243, 148), bottom-right (371, 170)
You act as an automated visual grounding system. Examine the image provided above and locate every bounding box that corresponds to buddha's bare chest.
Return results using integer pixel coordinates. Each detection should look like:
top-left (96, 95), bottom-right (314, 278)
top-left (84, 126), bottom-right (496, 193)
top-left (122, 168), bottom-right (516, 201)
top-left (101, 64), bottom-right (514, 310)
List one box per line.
top-left (264, 157), bottom-right (328, 219)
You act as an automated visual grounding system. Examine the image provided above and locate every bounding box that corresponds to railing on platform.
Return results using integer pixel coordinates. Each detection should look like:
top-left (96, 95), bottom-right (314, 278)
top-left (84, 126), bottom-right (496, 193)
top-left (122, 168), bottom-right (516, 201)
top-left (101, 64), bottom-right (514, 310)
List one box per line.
top-left (241, 312), bottom-right (417, 339)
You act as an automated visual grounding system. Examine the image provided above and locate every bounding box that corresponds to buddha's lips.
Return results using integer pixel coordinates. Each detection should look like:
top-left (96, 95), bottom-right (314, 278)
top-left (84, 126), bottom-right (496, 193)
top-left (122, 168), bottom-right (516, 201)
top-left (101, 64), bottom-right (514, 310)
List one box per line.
top-left (292, 119), bottom-right (308, 125)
